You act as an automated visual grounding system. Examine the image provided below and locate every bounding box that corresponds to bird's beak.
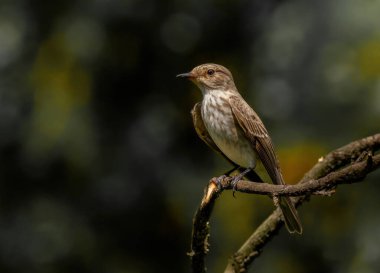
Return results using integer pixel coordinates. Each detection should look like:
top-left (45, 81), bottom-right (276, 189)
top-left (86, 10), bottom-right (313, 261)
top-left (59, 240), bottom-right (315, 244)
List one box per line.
top-left (176, 72), bottom-right (195, 79)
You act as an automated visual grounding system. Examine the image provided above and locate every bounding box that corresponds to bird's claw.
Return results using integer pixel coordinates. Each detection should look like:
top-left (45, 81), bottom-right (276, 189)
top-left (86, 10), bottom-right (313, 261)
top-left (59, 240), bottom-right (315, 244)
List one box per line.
top-left (213, 174), bottom-right (227, 191)
top-left (230, 176), bottom-right (241, 197)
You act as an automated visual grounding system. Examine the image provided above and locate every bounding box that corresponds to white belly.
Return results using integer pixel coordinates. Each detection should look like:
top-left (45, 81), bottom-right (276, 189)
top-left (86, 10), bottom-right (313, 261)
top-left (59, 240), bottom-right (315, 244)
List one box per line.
top-left (201, 93), bottom-right (256, 168)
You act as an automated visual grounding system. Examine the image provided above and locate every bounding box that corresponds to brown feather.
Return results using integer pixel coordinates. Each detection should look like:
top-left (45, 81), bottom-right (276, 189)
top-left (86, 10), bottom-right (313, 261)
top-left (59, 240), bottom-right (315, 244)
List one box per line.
top-left (228, 95), bottom-right (283, 185)
top-left (229, 95), bottom-right (302, 233)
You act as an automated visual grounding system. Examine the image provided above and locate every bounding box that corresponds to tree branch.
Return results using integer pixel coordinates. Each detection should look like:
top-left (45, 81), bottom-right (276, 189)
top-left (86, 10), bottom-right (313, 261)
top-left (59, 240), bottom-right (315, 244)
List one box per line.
top-left (218, 151), bottom-right (378, 197)
top-left (224, 153), bottom-right (378, 273)
top-left (188, 134), bottom-right (380, 273)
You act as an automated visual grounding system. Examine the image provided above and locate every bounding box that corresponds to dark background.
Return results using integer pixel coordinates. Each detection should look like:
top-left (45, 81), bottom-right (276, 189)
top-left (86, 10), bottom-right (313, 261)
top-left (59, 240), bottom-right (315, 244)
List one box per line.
top-left (0, 0), bottom-right (380, 272)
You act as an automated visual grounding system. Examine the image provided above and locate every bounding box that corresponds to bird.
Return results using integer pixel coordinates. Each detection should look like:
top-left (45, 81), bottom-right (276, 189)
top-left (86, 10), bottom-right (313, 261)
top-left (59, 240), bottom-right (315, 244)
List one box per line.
top-left (177, 63), bottom-right (302, 234)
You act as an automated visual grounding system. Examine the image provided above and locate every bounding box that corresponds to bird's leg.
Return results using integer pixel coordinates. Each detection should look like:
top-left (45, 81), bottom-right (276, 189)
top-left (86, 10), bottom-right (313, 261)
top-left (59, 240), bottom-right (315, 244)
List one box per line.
top-left (231, 168), bottom-right (252, 195)
top-left (237, 167), bottom-right (264, 183)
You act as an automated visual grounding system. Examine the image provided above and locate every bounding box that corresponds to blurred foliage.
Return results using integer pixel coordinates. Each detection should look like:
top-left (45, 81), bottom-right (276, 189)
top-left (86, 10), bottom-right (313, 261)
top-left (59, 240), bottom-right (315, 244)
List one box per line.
top-left (0, 0), bottom-right (379, 272)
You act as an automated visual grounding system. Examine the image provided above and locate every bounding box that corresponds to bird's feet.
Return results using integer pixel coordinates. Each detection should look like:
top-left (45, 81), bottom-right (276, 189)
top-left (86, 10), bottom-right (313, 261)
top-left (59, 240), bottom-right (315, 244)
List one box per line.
top-left (230, 174), bottom-right (243, 197)
top-left (212, 174), bottom-right (228, 191)
top-left (230, 168), bottom-right (252, 197)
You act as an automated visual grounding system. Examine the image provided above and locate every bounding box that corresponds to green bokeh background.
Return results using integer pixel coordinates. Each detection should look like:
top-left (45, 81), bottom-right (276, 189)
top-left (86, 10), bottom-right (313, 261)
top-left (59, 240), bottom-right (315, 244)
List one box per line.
top-left (0, 0), bottom-right (379, 272)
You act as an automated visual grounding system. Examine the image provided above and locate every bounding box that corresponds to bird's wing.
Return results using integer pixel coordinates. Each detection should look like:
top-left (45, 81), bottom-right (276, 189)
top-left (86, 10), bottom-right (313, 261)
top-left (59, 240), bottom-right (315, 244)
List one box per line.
top-left (229, 96), bottom-right (302, 234)
top-left (229, 95), bottom-right (284, 185)
top-left (191, 102), bottom-right (237, 167)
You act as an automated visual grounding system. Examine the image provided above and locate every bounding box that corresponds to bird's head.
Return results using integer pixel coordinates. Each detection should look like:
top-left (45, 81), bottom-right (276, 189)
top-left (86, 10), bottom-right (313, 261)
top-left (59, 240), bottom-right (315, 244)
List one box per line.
top-left (177, 63), bottom-right (236, 94)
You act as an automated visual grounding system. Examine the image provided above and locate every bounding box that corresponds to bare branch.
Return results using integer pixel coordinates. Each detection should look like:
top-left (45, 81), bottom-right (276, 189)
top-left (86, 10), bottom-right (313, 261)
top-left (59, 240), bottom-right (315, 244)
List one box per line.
top-left (219, 152), bottom-right (378, 197)
top-left (225, 153), bottom-right (379, 272)
top-left (189, 181), bottom-right (221, 273)
top-left (188, 134), bottom-right (380, 273)
top-left (225, 134), bottom-right (380, 272)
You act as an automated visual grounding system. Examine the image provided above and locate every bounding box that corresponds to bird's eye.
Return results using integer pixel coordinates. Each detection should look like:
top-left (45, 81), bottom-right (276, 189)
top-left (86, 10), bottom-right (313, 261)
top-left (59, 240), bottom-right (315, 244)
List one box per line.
top-left (207, 69), bottom-right (215, 76)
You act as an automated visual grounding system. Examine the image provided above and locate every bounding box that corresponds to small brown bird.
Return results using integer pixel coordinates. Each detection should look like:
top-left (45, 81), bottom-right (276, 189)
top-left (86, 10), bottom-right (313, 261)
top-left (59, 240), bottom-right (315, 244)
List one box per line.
top-left (177, 63), bottom-right (302, 234)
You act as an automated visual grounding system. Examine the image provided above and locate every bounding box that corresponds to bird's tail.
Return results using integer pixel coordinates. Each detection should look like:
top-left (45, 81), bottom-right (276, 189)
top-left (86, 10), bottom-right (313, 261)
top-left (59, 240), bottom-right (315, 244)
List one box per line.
top-left (279, 196), bottom-right (303, 234)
